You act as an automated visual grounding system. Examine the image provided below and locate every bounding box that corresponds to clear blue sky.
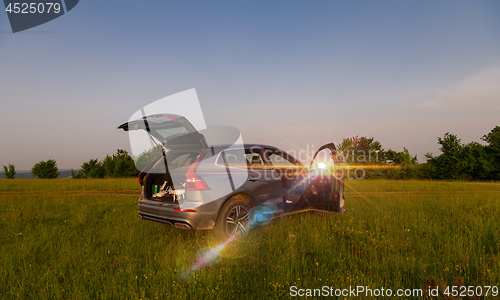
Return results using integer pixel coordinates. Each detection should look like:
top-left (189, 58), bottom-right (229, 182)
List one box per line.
top-left (1, 1), bottom-right (499, 169)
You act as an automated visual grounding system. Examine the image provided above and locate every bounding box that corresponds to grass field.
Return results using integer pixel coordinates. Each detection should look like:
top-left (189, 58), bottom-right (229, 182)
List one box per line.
top-left (1, 179), bottom-right (499, 299)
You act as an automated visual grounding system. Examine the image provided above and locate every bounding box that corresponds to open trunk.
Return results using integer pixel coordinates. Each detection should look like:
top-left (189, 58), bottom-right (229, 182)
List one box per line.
top-left (141, 150), bottom-right (199, 204)
top-left (143, 173), bottom-right (185, 203)
top-left (119, 114), bottom-right (209, 204)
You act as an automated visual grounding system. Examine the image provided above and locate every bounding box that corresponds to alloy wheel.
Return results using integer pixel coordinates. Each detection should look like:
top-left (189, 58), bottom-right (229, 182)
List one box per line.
top-left (225, 205), bottom-right (249, 236)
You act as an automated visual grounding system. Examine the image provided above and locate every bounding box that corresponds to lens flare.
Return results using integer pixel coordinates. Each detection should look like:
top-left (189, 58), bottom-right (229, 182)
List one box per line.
top-left (182, 203), bottom-right (278, 277)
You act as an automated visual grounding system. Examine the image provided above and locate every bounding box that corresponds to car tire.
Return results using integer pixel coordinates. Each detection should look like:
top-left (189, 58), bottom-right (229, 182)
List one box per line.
top-left (214, 196), bottom-right (251, 241)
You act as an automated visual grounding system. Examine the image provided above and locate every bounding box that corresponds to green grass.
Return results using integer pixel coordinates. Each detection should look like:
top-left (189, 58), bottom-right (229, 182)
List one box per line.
top-left (1, 179), bottom-right (499, 299)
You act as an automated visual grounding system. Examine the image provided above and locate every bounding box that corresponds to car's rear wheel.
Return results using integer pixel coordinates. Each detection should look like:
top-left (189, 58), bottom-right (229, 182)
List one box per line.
top-left (215, 196), bottom-right (251, 240)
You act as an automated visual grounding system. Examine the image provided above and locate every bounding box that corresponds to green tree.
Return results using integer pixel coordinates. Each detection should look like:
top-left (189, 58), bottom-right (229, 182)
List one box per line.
top-left (337, 136), bottom-right (384, 165)
top-left (2, 164), bottom-right (16, 179)
top-left (31, 159), bottom-right (60, 179)
top-left (71, 168), bottom-right (84, 179)
top-left (461, 141), bottom-right (493, 181)
top-left (425, 130), bottom-right (498, 180)
top-left (482, 126), bottom-right (500, 180)
top-left (103, 149), bottom-right (138, 178)
top-left (385, 148), bottom-right (418, 166)
top-left (71, 159), bottom-right (105, 179)
top-left (425, 133), bottom-right (465, 179)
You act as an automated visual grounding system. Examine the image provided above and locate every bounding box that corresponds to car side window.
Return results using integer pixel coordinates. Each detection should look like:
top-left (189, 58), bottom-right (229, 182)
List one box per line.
top-left (245, 152), bottom-right (265, 168)
top-left (266, 151), bottom-right (298, 168)
top-left (216, 148), bottom-right (268, 169)
top-left (216, 149), bottom-right (245, 168)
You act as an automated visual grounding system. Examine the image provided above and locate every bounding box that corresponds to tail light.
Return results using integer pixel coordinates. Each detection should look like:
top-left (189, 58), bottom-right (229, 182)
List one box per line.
top-left (186, 154), bottom-right (210, 190)
top-left (174, 208), bottom-right (197, 212)
top-left (138, 172), bottom-right (143, 186)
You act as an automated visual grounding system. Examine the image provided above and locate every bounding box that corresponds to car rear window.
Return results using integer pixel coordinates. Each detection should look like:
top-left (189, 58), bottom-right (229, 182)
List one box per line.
top-left (155, 126), bottom-right (190, 141)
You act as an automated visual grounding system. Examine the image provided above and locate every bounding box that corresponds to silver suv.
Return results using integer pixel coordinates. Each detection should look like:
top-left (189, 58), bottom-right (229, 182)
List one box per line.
top-left (119, 114), bottom-right (344, 239)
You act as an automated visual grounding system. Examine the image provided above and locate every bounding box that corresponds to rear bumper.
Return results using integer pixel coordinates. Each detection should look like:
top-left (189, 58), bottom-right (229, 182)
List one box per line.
top-left (138, 197), bottom-right (222, 230)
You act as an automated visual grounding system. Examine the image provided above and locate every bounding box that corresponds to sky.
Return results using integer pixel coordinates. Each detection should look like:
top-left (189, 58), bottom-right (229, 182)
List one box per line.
top-left (1, 0), bottom-right (499, 170)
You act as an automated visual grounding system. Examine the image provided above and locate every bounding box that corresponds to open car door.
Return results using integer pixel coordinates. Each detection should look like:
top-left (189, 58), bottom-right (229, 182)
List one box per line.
top-left (263, 147), bottom-right (310, 213)
top-left (307, 143), bottom-right (345, 213)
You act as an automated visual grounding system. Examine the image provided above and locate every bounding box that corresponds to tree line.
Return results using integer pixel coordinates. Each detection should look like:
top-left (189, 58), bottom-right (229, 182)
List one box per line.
top-left (1, 149), bottom-right (138, 179)
top-left (2, 126), bottom-right (499, 180)
top-left (334, 126), bottom-right (499, 180)
top-left (425, 126), bottom-right (499, 180)
top-left (70, 149), bottom-right (138, 179)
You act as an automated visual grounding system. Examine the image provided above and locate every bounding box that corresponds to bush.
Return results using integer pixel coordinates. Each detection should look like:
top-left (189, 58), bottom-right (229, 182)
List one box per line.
top-left (482, 126), bottom-right (500, 180)
top-left (72, 159), bottom-right (105, 179)
top-left (2, 164), bottom-right (16, 179)
top-left (31, 159), bottom-right (60, 179)
top-left (102, 149), bottom-right (138, 178)
top-left (362, 165), bottom-right (425, 180)
top-left (425, 127), bottom-right (499, 181)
